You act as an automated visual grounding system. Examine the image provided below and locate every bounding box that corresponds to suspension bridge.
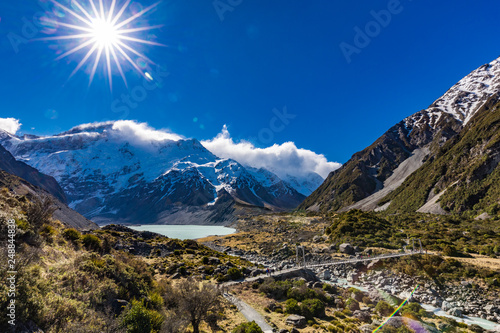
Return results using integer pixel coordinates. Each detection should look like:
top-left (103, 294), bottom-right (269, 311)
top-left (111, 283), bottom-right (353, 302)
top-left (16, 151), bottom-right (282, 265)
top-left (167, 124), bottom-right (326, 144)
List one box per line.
top-left (293, 238), bottom-right (424, 269)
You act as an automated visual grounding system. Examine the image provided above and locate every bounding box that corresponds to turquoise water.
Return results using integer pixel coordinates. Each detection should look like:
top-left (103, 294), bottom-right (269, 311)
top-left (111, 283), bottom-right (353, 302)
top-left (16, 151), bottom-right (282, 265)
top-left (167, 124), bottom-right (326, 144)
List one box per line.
top-left (128, 225), bottom-right (236, 240)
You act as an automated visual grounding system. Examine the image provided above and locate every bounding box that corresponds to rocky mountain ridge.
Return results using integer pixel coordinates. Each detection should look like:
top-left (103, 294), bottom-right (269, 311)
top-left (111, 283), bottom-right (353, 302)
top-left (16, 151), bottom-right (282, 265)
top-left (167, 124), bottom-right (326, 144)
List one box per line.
top-left (300, 56), bottom-right (500, 215)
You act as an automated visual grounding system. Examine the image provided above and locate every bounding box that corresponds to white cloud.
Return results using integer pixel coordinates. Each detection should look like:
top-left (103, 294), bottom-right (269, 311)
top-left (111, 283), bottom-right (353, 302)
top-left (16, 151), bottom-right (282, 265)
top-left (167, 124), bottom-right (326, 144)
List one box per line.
top-left (110, 120), bottom-right (183, 143)
top-left (68, 120), bottom-right (183, 146)
top-left (0, 118), bottom-right (22, 135)
top-left (201, 125), bottom-right (341, 179)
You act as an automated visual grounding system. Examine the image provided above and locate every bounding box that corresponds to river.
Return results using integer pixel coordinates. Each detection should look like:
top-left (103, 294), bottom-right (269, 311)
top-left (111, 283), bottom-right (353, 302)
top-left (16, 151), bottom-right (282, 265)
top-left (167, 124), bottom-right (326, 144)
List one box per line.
top-left (324, 278), bottom-right (500, 331)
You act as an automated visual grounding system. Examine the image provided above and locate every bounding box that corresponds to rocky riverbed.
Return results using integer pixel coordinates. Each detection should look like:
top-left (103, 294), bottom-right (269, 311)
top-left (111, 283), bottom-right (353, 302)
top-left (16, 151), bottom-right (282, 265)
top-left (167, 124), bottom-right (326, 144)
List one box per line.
top-left (314, 262), bottom-right (500, 325)
top-left (207, 242), bottom-right (500, 329)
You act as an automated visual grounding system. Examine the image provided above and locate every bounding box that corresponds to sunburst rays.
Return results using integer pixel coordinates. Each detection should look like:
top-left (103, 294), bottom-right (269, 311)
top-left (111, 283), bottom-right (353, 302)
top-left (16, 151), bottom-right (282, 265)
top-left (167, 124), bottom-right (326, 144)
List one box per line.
top-left (38, 0), bottom-right (164, 90)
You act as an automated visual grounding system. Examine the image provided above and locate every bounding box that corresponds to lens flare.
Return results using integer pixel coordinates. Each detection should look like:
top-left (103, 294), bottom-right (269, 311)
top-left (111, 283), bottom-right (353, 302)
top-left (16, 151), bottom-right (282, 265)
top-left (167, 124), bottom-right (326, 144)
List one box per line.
top-left (372, 285), bottom-right (419, 333)
top-left (37, 0), bottom-right (164, 90)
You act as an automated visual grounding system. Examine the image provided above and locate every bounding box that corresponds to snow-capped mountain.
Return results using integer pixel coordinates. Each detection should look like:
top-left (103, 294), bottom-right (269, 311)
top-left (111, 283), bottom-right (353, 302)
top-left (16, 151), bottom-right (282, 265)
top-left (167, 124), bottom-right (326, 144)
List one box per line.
top-left (0, 121), bottom-right (309, 225)
top-left (300, 56), bottom-right (500, 213)
top-left (427, 58), bottom-right (500, 125)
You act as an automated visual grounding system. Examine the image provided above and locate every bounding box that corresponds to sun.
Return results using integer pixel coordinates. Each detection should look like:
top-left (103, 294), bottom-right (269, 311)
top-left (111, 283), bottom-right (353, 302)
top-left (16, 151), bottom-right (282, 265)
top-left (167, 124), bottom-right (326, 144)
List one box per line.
top-left (90, 18), bottom-right (119, 48)
top-left (39, 0), bottom-right (164, 90)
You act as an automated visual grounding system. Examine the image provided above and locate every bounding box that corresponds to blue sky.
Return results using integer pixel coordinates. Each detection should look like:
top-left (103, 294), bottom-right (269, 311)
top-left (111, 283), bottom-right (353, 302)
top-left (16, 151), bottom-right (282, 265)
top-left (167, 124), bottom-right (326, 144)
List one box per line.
top-left (0, 0), bottom-right (499, 165)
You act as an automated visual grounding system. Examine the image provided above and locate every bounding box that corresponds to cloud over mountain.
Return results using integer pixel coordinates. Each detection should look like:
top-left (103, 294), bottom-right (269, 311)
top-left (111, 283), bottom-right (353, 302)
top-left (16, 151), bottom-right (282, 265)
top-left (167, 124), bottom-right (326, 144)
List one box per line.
top-left (109, 120), bottom-right (183, 144)
top-left (201, 125), bottom-right (341, 179)
top-left (0, 118), bottom-right (22, 135)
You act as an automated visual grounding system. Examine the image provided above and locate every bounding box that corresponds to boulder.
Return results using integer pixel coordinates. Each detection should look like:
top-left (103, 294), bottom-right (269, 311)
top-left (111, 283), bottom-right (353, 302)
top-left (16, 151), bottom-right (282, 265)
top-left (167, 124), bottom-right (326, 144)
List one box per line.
top-left (447, 308), bottom-right (463, 317)
top-left (485, 304), bottom-right (499, 314)
top-left (359, 324), bottom-right (374, 333)
top-left (320, 270), bottom-right (331, 280)
top-left (353, 310), bottom-right (371, 323)
top-left (475, 212), bottom-right (492, 220)
top-left (312, 281), bottom-right (323, 289)
top-left (339, 243), bottom-right (355, 255)
top-left (352, 291), bottom-right (365, 302)
top-left (208, 257), bottom-right (221, 265)
top-left (385, 317), bottom-right (420, 329)
top-left (112, 299), bottom-right (129, 314)
top-left (268, 301), bottom-right (280, 312)
top-left (313, 235), bottom-right (323, 243)
top-left (367, 259), bottom-right (382, 270)
top-left (286, 315), bottom-right (306, 328)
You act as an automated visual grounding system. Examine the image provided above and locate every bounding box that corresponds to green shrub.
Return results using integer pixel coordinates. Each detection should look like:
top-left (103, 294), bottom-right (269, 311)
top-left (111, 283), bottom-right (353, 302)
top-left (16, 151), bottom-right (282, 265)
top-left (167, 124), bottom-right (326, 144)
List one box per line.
top-left (232, 321), bottom-right (263, 333)
top-left (259, 279), bottom-right (293, 299)
top-left (333, 311), bottom-right (345, 319)
top-left (323, 283), bottom-right (337, 294)
top-left (121, 300), bottom-right (164, 333)
top-left (442, 245), bottom-right (460, 257)
top-left (285, 299), bottom-right (301, 315)
top-left (362, 296), bottom-right (374, 305)
top-left (82, 234), bottom-right (102, 251)
top-left (178, 266), bottom-right (187, 275)
top-left (327, 325), bottom-right (342, 333)
top-left (63, 228), bottom-right (81, 242)
top-left (227, 267), bottom-right (243, 280)
top-left (301, 299), bottom-right (325, 319)
top-left (40, 225), bottom-right (57, 243)
top-left (375, 300), bottom-right (395, 316)
top-left (401, 302), bottom-right (424, 319)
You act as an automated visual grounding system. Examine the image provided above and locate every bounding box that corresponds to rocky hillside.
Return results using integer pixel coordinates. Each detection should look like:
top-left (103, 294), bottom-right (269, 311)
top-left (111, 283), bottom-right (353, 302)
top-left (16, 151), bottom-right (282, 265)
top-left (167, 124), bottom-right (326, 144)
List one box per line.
top-left (0, 122), bottom-right (307, 225)
top-left (0, 169), bottom-right (97, 230)
top-left (382, 96), bottom-right (500, 215)
top-left (0, 143), bottom-right (66, 203)
top-left (300, 57), bottom-right (500, 215)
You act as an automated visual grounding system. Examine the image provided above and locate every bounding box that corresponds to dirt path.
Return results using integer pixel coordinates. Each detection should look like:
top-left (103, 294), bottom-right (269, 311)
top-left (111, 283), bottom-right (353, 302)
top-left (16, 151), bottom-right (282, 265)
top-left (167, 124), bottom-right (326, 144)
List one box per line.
top-left (223, 293), bottom-right (274, 333)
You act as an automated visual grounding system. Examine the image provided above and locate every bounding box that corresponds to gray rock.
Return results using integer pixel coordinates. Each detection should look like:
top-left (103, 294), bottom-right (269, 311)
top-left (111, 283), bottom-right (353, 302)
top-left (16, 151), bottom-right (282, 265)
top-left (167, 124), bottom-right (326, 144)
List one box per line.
top-left (353, 310), bottom-right (371, 323)
top-left (475, 212), bottom-right (492, 220)
top-left (208, 257), bottom-right (221, 265)
top-left (359, 324), bottom-right (374, 333)
top-left (441, 301), bottom-right (452, 311)
top-left (447, 308), bottom-right (463, 317)
top-left (285, 315), bottom-right (306, 328)
top-left (313, 235), bottom-right (323, 243)
top-left (320, 270), bottom-right (331, 280)
top-left (367, 259), bottom-right (382, 270)
top-left (339, 243), bottom-right (355, 255)
top-left (312, 281), bottom-right (323, 289)
top-left (485, 304), bottom-right (499, 314)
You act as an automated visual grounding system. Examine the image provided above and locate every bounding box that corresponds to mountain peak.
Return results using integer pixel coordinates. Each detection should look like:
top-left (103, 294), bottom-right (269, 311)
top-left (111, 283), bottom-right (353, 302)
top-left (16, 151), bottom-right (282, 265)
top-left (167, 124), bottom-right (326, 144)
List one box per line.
top-left (427, 58), bottom-right (500, 125)
top-left (0, 123), bottom-right (310, 225)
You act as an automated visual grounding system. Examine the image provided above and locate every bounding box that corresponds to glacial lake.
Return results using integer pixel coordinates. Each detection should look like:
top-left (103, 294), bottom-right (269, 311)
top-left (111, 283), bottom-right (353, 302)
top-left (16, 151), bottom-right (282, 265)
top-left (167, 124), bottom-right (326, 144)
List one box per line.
top-left (129, 225), bottom-right (236, 240)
